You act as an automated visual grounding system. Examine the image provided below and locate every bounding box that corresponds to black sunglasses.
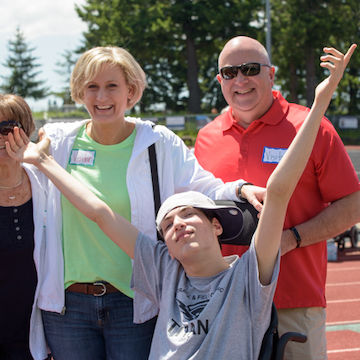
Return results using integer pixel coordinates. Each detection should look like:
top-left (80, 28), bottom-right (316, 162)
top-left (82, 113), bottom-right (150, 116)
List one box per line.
top-left (0, 120), bottom-right (22, 136)
top-left (220, 62), bottom-right (271, 80)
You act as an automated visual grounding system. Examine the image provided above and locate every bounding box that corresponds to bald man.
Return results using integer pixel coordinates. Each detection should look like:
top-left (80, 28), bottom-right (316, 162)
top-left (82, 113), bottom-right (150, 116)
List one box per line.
top-left (195, 36), bottom-right (360, 360)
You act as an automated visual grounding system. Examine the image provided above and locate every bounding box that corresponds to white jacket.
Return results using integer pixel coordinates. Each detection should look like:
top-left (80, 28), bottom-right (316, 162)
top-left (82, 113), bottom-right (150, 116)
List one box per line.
top-left (31, 117), bottom-right (244, 358)
top-left (19, 164), bottom-right (49, 360)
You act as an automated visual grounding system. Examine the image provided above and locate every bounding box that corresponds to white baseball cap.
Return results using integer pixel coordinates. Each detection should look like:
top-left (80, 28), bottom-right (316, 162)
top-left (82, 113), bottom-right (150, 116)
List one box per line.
top-left (156, 191), bottom-right (244, 241)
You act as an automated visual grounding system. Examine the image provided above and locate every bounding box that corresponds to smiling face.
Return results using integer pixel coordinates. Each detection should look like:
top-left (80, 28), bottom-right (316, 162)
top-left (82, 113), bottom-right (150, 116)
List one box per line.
top-left (82, 63), bottom-right (134, 126)
top-left (217, 36), bottom-right (275, 128)
top-left (161, 206), bottom-right (223, 262)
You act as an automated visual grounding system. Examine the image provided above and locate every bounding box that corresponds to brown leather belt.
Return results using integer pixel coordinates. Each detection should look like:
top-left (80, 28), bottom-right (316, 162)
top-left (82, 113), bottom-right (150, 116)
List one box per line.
top-left (66, 282), bottom-right (119, 296)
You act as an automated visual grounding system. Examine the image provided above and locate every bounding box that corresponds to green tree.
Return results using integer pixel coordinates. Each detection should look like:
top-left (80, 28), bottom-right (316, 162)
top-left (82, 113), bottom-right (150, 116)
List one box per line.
top-left (327, 0), bottom-right (360, 115)
top-left (75, 0), bottom-right (263, 113)
top-left (271, 0), bottom-right (333, 106)
top-left (270, 0), bottom-right (360, 114)
top-left (75, 0), bottom-right (183, 112)
top-left (1, 27), bottom-right (48, 99)
top-left (167, 0), bottom-right (264, 112)
top-left (53, 49), bottom-right (78, 105)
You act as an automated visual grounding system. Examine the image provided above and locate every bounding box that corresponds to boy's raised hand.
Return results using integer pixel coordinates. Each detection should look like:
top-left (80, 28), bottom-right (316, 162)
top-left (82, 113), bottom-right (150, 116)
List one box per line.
top-left (316, 44), bottom-right (357, 102)
top-left (5, 127), bottom-right (50, 166)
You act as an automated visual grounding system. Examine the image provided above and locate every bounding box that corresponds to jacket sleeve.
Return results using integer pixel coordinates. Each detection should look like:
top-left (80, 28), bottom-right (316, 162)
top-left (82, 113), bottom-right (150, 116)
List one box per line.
top-left (159, 126), bottom-right (244, 201)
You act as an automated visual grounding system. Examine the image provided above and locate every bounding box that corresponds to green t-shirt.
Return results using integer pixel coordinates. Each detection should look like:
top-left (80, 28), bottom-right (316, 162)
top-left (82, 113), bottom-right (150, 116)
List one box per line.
top-left (62, 125), bottom-right (135, 298)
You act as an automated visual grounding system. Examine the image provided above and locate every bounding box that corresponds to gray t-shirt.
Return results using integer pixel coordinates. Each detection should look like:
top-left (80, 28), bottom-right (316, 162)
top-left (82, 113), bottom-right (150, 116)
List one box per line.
top-left (131, 232), bottom-right (280, 360)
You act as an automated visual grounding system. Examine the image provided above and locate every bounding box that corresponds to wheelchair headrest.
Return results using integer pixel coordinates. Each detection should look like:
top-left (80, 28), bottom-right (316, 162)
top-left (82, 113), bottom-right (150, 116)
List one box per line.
top-left (214, 200), bottom-right (259, 246)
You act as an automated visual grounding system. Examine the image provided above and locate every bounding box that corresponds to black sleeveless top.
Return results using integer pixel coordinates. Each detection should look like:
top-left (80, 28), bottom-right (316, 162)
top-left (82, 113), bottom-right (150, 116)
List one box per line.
top-left (0, 199), bottom-right (37, 342)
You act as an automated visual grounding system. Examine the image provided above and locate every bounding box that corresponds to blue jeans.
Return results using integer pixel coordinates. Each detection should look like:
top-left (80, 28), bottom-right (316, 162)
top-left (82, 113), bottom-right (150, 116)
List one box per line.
top-left (42, 291), bottom-right (156, 360)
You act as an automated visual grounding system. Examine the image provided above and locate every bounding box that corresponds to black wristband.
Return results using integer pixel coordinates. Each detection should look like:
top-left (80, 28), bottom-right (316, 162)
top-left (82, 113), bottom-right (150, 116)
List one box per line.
top-left (237, 182), bottom-right (253, 202)
top-left (290, 227), bottom-right (301, 248)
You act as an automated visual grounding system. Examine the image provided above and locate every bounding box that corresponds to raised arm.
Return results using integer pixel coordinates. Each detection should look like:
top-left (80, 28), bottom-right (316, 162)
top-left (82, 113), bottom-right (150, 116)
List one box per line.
top-left (255, 44), bottom-right (357, 285)
top-left (6, 130), bottom-right (139, 259)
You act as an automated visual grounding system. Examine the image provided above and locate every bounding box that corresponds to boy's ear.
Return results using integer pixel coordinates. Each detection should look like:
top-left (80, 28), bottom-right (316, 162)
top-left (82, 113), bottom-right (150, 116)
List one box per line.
top-left (212, 218), bottom-right (223, 237)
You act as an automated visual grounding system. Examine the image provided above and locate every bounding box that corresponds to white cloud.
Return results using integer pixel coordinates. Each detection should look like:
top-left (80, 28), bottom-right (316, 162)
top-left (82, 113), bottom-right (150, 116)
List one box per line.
top-left (0, 0), bottom-right (87, 39)
top-left (0, 0), bottom-right (88, 111)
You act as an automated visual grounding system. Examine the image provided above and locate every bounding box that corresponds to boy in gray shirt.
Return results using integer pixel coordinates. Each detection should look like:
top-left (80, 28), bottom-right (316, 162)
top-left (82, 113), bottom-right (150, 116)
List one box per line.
top-left (6, 44), bottom-right (355, 359)
top-left (132, 191), bottom-right (279, 359)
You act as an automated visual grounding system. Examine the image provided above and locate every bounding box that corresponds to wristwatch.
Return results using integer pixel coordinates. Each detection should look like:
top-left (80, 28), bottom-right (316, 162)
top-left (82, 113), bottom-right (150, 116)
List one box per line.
top-left (290, 227), bottom-right (301, 248)
top-left (237, 182), bottom-right (253, 202)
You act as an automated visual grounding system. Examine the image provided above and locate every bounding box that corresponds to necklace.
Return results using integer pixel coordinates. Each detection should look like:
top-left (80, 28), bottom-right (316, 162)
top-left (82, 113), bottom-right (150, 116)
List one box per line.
top-left (0, 174), bottom-right (24, 189)
top-left (0, 173), bottom-right (24, 200)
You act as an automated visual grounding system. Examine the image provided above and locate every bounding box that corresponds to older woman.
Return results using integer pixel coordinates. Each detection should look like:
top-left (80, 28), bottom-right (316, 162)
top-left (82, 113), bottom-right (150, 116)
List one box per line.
top-left (35, 46), bottom-right (263, 360)
top-left (0, 94), bottom-right (48, 360)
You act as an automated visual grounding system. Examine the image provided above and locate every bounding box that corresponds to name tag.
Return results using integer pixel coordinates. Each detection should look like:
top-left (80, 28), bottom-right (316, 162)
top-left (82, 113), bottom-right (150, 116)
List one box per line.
top-left (69, 149), bottom-right (96, 166)
top-left (262, 147), bottom-right (287, 164)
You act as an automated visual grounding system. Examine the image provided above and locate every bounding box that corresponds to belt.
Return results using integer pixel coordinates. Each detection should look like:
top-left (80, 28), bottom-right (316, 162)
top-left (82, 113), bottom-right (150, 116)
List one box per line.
top-left (66, 282), bottom-right (119, 296)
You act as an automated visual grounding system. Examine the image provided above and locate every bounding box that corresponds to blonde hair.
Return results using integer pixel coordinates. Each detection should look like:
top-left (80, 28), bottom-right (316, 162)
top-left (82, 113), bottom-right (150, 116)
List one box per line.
top-left (0, 94), bottom-right (35, 137)
top-left (70, 46), bottom-right (147, 109)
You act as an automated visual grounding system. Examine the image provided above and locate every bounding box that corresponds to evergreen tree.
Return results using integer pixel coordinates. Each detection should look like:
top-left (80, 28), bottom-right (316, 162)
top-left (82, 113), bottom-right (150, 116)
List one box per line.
top-left (1, 27), bottom-right (48, 99)
top-left (53, 49), bottom-right (78, 105)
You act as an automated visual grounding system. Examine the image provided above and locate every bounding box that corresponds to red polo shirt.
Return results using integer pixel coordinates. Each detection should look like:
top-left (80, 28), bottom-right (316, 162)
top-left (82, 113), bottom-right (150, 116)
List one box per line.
top-left (195, 90), bottom-right (360, 309)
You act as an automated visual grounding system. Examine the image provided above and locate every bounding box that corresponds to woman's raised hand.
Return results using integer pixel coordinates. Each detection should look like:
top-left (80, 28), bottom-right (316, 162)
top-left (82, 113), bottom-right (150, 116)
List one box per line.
top-left (6, 127), bottom-right (50, 166)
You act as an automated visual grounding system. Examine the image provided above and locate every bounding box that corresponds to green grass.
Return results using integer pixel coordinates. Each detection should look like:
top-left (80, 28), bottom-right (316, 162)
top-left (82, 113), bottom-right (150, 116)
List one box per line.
top-left (32, 110), bottom-right (360, 146)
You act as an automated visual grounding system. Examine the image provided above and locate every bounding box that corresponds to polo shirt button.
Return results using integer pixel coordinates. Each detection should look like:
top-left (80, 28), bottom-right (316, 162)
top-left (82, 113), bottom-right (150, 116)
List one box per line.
top-left (14, 219), bottom-right (19, 223)
top-left (15, 227), bottom-right (20, 231)
top-left (17, 235), bottom-right (22, 240)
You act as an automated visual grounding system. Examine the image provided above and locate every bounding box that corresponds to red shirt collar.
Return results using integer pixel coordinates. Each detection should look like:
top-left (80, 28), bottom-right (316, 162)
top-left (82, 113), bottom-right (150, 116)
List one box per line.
top-left (221, 90), bottom-right (289, 131)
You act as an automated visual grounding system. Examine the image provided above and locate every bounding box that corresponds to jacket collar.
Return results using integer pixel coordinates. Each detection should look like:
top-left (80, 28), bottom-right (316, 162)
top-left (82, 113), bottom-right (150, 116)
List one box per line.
top-left (131, 117), bottom-right (161, 158)
top-left (45, 117), bottom-right (161, 160)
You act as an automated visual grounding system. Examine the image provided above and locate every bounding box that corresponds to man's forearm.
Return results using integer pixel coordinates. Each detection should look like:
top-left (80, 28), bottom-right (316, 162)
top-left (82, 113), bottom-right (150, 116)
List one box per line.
top-left (281, 190), bottom-right (360, 255)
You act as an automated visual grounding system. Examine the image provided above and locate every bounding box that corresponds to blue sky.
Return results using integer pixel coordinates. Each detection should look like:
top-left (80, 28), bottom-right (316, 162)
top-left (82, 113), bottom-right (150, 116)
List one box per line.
top-left (0, 0), bottom-right (87, 111)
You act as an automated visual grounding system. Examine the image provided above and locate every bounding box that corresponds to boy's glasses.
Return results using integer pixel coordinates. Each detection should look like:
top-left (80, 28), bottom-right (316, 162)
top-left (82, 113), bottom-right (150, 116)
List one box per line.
top-left (0, 120), bottom-right (22, 136)
top-left (220, 62), bottom-right (271, 80)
